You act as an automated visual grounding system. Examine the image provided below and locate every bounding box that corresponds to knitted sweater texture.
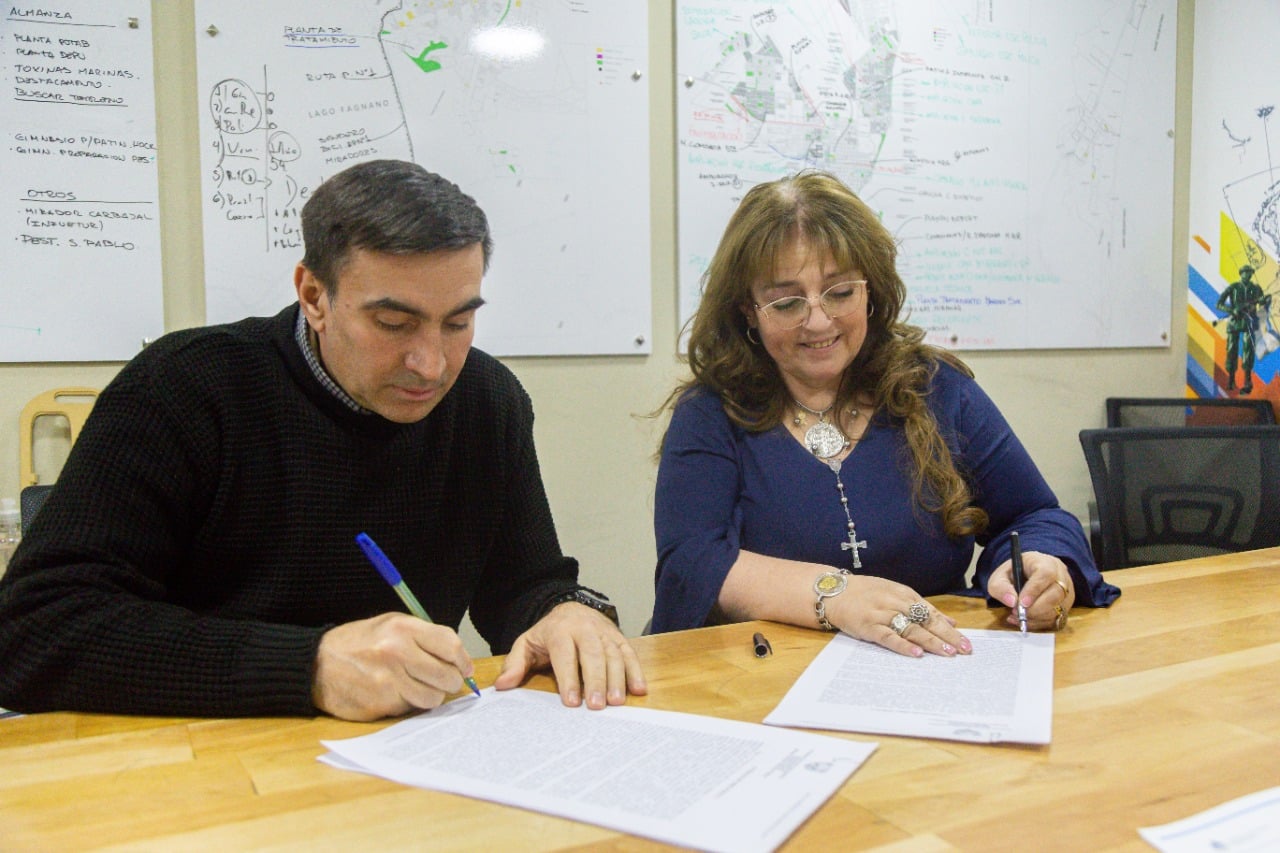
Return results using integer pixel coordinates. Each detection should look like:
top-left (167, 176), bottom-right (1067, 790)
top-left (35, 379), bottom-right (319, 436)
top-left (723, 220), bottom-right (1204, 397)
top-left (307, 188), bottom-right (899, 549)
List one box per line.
top-left (0, 306), bottom-right (581, 716)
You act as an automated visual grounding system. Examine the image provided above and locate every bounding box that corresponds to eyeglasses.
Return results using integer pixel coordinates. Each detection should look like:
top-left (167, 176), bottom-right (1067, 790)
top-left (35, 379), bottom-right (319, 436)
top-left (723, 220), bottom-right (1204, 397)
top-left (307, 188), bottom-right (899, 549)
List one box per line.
top-left (753, 280), bottom-right (868, 330)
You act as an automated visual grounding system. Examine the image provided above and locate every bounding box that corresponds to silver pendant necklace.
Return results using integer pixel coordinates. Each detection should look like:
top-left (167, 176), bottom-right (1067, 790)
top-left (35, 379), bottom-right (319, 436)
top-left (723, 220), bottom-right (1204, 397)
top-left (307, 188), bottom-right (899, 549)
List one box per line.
top-left (793, 401), bottom-right (867, 569)
top-left (792, 399), bottom-right (849, 459)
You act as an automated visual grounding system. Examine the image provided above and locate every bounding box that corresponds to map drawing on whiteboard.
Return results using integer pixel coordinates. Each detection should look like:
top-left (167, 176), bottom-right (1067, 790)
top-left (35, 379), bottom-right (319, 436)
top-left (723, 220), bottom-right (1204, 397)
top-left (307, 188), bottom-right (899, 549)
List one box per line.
top-left (676, 1), bottom-right (1175, 350)
top-left (196, 0), bottom-right (650, 356)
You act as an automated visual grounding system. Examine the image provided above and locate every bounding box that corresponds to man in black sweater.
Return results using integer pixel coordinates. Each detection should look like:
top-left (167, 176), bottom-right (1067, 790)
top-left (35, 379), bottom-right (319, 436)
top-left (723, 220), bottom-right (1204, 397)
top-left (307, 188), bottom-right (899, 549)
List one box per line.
top-left (0, 160), bottom-right (647, 720)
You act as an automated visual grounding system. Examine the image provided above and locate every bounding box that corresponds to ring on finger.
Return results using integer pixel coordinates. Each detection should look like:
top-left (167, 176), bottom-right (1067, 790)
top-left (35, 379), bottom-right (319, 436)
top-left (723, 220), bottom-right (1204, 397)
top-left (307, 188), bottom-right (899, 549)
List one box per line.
top-left (1054, 579), bottom-right (1071, 600)
top-left (890, 612), bottom-right (911, 636)
top-left (907, 601), bottom-right (930, 624)
top-left (1054, 604), bottom-right (1067, 630)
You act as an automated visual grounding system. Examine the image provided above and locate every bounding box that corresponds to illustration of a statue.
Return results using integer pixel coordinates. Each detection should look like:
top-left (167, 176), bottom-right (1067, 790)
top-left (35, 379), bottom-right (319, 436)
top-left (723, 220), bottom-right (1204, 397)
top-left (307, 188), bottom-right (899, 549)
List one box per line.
top-left (1216, 264), bottom-right (1272, 394)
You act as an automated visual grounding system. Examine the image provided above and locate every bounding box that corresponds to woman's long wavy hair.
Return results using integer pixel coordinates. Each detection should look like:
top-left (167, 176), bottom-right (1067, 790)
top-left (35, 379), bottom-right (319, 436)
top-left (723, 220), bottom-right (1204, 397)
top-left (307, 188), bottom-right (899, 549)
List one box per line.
top-left (665, 170), bottom-right (987, 538)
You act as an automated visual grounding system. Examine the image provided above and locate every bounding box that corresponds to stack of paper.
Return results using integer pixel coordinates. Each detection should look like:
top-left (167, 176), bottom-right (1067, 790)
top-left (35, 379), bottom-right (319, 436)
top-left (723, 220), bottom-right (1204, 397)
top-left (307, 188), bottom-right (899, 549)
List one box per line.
top-left (321, 688), bottom-right (876, 853)
top-left (764, 630), bottom-right (1055, 744)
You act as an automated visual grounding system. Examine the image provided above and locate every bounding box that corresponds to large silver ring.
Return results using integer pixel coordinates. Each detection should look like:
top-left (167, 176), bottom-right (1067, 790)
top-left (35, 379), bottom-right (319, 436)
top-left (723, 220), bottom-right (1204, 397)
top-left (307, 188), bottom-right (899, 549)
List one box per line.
top-left (890, 613), bottom-right (911, 636)
top-left (907, 602), bottom-right (930, 624)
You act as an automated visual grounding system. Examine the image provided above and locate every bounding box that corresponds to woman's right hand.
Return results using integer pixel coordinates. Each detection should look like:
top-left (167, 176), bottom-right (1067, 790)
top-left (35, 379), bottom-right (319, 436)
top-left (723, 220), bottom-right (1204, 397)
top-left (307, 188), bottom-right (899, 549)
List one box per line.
top-left (828, 575), bottom-right (972, 657)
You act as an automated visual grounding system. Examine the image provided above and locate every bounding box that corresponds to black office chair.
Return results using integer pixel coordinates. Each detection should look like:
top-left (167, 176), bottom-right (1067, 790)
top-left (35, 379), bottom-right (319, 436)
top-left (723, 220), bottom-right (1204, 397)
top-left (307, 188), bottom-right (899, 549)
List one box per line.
top-left (1079, 425), bottom-right (1280, 570)
top-left (1083, 397), bottom-right (1279, 563)
top-left (1106, 397), bottom-right (1275, 428)
top-left (19, 484), bottom-right (54, 534)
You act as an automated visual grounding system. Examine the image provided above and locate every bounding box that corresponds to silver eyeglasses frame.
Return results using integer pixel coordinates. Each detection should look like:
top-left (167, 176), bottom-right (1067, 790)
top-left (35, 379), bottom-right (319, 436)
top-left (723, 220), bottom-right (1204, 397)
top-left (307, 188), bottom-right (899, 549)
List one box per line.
top-left (753, 280), bottom-right (868, 330)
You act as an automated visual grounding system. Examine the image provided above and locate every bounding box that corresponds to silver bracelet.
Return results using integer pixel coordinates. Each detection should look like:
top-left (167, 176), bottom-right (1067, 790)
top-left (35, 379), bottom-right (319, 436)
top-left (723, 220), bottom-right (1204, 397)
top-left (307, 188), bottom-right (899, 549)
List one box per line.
top-left (813, 570), bottom-right (851, 631)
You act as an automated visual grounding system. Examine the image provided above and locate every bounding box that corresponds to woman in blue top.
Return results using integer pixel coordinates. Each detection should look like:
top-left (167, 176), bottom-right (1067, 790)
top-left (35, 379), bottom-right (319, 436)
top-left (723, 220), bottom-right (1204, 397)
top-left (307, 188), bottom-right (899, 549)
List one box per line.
top-left (652, 171), bottom-right (1118, 655)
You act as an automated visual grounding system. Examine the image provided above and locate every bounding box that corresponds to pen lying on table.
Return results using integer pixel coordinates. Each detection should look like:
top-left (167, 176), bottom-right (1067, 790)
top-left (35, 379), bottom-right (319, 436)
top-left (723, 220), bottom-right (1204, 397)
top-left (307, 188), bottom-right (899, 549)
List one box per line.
top-left (356, 532), bottom-right (483, 698)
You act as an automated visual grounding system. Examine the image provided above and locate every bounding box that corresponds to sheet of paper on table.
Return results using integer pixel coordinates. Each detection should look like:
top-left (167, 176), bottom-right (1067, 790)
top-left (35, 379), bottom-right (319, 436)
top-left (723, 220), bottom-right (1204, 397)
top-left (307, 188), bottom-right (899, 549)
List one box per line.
top-left (320, 688), bottom-right (877, 853)
top-left (1139, 786), bottom-right (1280, 852)
top-left (764, 629), bottom-right (1054, 744)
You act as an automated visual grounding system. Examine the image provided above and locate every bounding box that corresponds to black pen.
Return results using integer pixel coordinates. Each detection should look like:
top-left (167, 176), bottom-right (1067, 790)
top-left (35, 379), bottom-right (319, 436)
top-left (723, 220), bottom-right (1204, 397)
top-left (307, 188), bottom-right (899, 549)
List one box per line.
top-left (1010, 531), bottom-right (1028, 634)
top-left (752, 632), bottom-right (772, 658)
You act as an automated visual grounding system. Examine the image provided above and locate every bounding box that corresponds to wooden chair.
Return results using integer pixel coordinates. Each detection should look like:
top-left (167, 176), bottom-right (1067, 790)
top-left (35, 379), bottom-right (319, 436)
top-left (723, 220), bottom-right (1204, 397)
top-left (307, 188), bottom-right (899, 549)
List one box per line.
top-left (18, 387), bottom-right (99, 487)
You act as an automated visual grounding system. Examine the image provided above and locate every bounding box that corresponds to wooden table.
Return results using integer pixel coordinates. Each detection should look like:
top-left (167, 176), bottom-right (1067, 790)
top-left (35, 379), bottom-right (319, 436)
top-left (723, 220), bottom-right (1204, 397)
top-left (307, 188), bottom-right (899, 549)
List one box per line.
top-left (4, 549), bottom-right (1279, 851)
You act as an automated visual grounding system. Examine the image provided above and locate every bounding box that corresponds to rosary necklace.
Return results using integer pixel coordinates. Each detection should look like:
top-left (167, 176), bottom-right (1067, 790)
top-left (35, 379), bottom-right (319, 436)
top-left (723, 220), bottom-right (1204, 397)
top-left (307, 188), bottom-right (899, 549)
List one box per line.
top-left (793, 401), bottom-right (867, 569)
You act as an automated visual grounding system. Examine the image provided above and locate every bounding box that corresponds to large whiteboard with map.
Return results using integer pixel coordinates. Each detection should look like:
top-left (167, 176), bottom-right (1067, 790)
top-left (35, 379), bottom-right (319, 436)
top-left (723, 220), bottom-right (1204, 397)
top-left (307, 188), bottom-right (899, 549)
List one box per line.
top-left (195, 0), bottom-right (650, 356)
top-left (677, 0), bottom-right (1176, 350)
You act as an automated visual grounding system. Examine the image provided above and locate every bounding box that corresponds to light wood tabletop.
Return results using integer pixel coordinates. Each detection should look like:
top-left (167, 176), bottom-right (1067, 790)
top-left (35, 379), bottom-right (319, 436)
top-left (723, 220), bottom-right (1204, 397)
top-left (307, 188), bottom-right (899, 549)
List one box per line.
top-left (4, 548), bottom-right (1279, 851)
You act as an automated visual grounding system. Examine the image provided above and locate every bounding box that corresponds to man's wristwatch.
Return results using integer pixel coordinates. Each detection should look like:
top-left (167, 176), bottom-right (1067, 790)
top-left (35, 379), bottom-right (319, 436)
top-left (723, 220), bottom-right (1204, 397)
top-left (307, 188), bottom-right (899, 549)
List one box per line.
top-left (544, 587), bottom-right (620, 626)
top-left (813, 570), bottom-right (851, 631)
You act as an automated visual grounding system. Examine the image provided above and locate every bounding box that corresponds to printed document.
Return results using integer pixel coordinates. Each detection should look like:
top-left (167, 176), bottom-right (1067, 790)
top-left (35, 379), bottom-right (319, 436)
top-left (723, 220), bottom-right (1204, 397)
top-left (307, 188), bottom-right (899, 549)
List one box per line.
top-left (764, 629), bottom-right (1054, 744)
top-left (1139, 786), bottom-right (1280, 852)
top-left (320, 688), bottom-right (876, 853)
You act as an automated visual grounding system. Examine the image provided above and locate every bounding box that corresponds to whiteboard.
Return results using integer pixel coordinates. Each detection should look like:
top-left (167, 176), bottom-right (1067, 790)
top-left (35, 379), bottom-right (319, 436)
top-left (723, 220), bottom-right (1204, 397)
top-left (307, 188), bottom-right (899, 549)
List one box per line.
top-left (0, 1), bottom-right (162, 362)
top-left (194, 0), bottom-right (651, 356)
top-left (676, 0), bottom-right (1176, 350)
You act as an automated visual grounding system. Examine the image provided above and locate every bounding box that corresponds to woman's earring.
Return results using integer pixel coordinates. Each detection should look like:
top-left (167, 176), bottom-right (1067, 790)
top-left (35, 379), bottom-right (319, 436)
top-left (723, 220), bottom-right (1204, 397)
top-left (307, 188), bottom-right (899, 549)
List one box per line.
top-left (866, 301), bottom-right (876, 318)
top-left (746, 326), bottom-right (761, 345)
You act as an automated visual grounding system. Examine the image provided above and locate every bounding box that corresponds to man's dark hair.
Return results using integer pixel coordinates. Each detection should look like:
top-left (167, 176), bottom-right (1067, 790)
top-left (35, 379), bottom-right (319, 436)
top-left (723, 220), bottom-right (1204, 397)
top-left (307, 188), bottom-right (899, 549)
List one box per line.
top-left (301, 159), bottom-right (492, 293)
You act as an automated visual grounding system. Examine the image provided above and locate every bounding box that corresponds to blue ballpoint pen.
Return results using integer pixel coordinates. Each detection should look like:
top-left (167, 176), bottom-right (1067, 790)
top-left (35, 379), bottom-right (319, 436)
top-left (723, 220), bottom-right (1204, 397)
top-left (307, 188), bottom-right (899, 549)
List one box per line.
top-left (1010, 531), bottom-right (1028, 634)
top-left (356, 532), bottom-right (482, 698)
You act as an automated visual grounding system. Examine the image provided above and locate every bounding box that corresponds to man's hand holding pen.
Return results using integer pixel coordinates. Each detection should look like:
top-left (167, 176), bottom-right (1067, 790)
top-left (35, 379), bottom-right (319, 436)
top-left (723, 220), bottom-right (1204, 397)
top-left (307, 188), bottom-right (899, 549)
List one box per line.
top-left (990, 544), bottom-right (1076, 632)
top-left (312, 613), bottom-right (478, 721)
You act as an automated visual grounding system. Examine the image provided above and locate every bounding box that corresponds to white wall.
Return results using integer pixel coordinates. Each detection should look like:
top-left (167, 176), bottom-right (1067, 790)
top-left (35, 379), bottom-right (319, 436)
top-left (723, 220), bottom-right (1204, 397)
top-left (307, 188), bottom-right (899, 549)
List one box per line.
top-left (0, 0), bottom-right (1193, 651)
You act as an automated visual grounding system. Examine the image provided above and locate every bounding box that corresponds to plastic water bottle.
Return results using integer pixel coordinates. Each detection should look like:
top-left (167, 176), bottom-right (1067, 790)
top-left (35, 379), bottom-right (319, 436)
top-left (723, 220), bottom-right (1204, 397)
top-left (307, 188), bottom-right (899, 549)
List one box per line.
top-left (0, 497), bottom-right (20, 575)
